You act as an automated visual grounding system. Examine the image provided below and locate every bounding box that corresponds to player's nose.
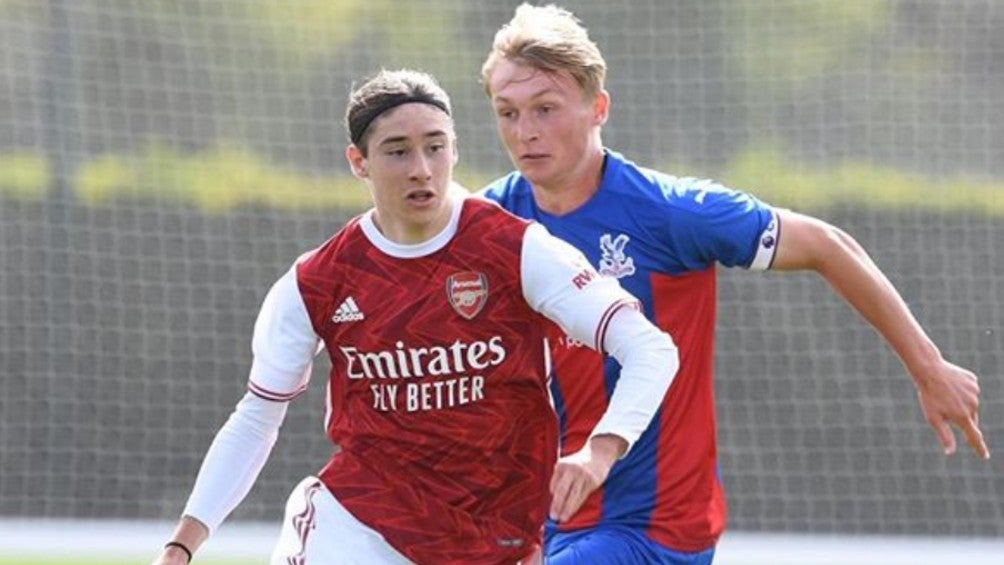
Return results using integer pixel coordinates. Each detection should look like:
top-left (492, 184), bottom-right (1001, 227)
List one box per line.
top-left (408, 153), bottom-right (433, 182)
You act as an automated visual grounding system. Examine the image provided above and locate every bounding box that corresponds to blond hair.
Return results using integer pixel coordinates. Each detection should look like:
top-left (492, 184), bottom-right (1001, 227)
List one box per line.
top-left (481, 3), bottom-right (606, 98)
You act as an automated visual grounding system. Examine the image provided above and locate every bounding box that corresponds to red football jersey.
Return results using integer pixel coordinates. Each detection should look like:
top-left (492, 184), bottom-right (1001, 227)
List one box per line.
top-left (297, 199), bottom-right (556, 564)
top-left (246, 195), bottom-right (643, 563)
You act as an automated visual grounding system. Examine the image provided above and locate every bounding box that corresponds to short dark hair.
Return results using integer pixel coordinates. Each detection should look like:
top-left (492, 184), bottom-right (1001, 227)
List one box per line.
top-left (345, 69), bottom-right (452, 154)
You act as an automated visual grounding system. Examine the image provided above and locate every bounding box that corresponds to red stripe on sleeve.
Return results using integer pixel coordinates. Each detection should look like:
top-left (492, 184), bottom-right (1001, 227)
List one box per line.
top-left (593, 298), bottom-right (640, 352)
top-left (248, 380), bottom-right (306, 402)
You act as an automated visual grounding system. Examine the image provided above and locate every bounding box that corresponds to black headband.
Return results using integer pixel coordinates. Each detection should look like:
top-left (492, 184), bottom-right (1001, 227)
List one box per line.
top-left (350, 96), bottom-right (451, 145)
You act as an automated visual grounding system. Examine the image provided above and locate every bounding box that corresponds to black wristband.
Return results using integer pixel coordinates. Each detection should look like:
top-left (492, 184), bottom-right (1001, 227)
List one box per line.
top-left (164, 541), bottom-right (193, 563)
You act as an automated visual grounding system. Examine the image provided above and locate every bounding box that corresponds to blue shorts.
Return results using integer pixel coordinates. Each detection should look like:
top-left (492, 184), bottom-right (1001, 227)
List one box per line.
top-left (545, 525), bottom-right (715, 565)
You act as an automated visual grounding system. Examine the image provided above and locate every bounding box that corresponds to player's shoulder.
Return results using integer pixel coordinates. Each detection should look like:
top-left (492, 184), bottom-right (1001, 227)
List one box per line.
top-left (608, 152), bottom-right (763, 222)
top-left (656, 175), bottom-right (755, 215)
top-left (610, 153), bottom-right (742, 210)
top-left (478, 171), bottom-right (535, 210)
top-left (460, 189), bottom-right (534, 237)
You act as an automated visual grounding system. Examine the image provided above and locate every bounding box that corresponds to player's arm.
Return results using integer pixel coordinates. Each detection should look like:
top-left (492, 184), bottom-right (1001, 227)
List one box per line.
top-left (550, 305), bottom-right (677, 522)
top-left (520, 223), bottom-right (680, 522)
top-left (150, 390), bottom-right (289, 564)
top-left (772, 209), bottom-right (988, 459)
top-left (150, 268), bottom-right (320, 565)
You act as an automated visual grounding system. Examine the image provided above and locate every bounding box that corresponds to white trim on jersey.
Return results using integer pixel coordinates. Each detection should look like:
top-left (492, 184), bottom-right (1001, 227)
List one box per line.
top-left (749, 208), bottom-right (781, 271)
top-left (519, 223), bottom-right (679, 453)
top-left (271, 477), bottom-right (414, 565)
top-left (359, 191), bottom-right (465, 258)
top-left (181, 194), bottom-right (676, 542)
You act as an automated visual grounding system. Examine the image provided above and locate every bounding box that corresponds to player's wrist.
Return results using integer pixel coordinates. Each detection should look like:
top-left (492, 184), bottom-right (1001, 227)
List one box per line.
top-left (905, 348), bottom-right (947, 388)
top-left (163, 541), bottom-right (193, 563)
top-left (588, 434), bottom-right (628, 464)
top-left (899, 337), bottom-right (943, 382)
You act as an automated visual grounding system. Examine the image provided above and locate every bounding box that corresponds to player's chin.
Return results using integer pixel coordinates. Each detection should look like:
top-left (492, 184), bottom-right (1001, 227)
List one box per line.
top-left (517, 163), bottom-right (554, 185)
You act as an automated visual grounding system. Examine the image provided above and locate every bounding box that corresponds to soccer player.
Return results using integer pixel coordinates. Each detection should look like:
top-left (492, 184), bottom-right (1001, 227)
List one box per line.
top-left (148, 69), bottom-right (680, 565)
top-left (479, 4), bottom-right (990, 564)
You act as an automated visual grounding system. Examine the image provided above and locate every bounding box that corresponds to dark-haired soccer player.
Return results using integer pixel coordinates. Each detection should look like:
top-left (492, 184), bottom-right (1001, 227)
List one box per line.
top-left (149, 68), bottom-right (679, 565)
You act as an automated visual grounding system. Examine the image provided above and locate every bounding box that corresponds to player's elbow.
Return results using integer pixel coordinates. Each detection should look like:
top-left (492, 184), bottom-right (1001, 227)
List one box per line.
top-left (658, 331), bottom-right (680, 382)
top-left (815, 222), bottom-right (869, 273)
top-left (604, 308), bottom-right (679, 386)
top-left (638, 329), bottom-right (679, 387)
top-left (826, 223), bottom-right (859, 250)
top-left (787, 215), bottom-right (865, 273)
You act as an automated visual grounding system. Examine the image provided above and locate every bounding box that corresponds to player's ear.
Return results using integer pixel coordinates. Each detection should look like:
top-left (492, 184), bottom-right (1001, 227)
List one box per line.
top-left (346, 144), bottom-right (368, 179)
top-left (593, 89), bottom-right (610, 127)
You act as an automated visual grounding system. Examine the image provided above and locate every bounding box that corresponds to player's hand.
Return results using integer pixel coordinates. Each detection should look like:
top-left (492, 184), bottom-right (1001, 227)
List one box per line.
top-left (915, 360), bottom-right (989, 459)
top-left (549, 434), bottom-right (627, 522)
top-left (148, 549), bottom-right (189, 565)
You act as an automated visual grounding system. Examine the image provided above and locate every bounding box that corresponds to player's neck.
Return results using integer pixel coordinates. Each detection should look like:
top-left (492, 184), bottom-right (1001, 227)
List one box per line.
top-left (371, 201), bottom-right (454, 246)
top-left (531, 150), bottom-right (606, 216)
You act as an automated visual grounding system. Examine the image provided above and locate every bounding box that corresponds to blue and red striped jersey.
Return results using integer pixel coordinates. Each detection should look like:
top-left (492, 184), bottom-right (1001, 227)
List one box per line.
top-left (483, 149), bottom-right (779, 552)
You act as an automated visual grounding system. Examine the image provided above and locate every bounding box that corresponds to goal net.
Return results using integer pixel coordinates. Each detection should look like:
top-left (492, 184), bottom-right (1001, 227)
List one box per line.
top-left (0, 0), bottom-right (1000, 546)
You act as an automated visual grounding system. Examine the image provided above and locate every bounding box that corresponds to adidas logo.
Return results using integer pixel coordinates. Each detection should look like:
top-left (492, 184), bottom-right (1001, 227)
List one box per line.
top-left (331, 296), bottom-right (365, 323)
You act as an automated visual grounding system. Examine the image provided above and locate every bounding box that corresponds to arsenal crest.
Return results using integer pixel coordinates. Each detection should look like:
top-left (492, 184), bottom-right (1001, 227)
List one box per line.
top-left (446, 271), bottom-right (488, 319)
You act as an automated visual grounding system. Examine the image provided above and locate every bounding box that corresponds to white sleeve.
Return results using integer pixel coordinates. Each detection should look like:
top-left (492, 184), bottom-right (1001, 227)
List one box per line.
top-left (589, 307), bottom-right (678, 449)
top-left (181, 392), bottom-right (288, 532)
top-left (521, 223), bottom-right (679, 452)
top-left (182, 265), bottom-right (321, 532)
top-left (248, 266), bottom-right (321, 400)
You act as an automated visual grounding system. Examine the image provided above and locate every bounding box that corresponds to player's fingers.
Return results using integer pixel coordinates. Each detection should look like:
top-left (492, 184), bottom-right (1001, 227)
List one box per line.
top-left (549, 468), bottom-right (573, 521)
top-left (549, 472), bottom-right (565, 519)
top-left (932, 418), bottom-right (956, 455)
top-left (557, 477), bottom-right (587, 522)
top-left (960, 416), bottom-right (990, 460)
top-left (568, 473), bottom-right (593, 519)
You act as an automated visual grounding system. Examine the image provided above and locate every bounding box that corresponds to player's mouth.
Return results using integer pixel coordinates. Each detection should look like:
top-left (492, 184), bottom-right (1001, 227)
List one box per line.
top-left (520, 152), bottom-right (550, 162)
top-left (405, 189), bottom-right (437, 205)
